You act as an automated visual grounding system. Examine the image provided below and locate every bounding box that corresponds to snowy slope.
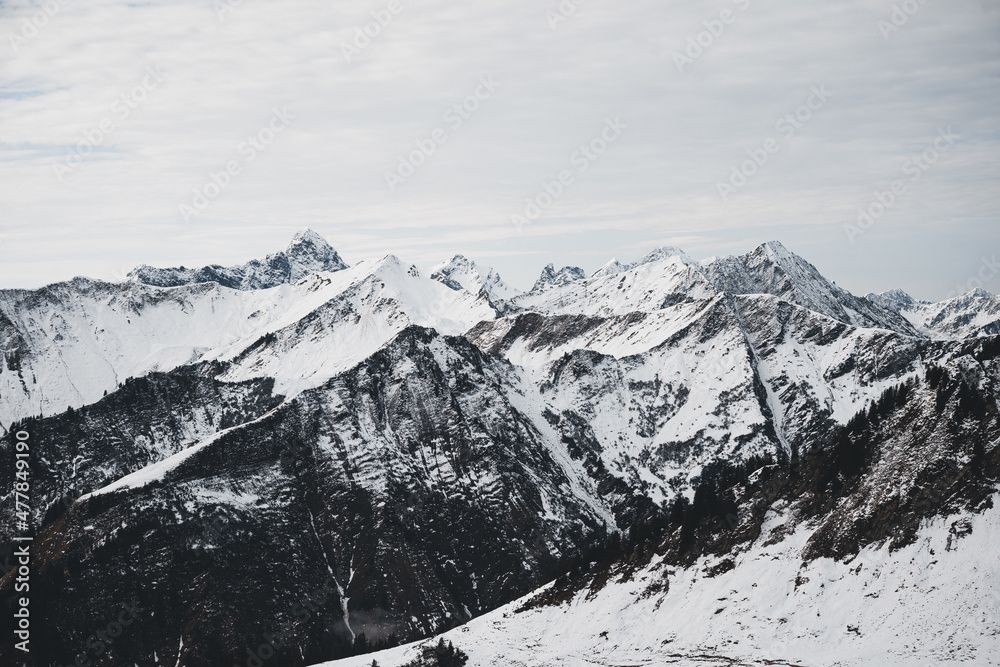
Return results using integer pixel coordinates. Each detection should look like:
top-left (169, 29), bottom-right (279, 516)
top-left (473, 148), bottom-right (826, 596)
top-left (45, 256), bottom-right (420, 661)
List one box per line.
top-left (508, 242), bottom-right (913, 337)
top-left (0, 237), bottom-right (931, 433)
top-left (591, 258), bottom-right (627, 279)
top-left (468, 290), bottom-right (944, 510)
top-left (326, 499), bottom-right (1000, 667)
top-left (209, 255), bottom-right (495, 398)
top-left (511, 252), bottom-right (716, 317)
top-left (469, 297), bottom-right (778, 505)
top-left (1, 235), bottom-right (998, 667)
top-left (588, 247), bottom-right (688, 280)
top-left (865, 288), bottom-right (921, 313)
top-left (0, 325), bottom-right (621, 664)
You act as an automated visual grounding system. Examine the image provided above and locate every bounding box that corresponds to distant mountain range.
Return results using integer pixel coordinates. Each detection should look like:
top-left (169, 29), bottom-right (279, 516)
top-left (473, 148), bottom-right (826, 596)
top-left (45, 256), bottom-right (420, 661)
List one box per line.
top-left (127, 229), bottom-right (349, 290)
top-left (1, 231), bottom-right (996, 667)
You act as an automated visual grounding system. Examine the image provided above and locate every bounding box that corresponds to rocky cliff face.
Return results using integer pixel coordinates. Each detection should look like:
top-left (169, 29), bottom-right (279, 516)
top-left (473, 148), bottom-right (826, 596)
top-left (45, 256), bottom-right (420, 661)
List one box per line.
top-left (530, 264), bottom-right (587, 292)
top-left (0, 367), bottom-right (282, 538)
top-left (330, 336), bottom-right (999, 667)
top-left (0, 326), bottom-right (612, 665)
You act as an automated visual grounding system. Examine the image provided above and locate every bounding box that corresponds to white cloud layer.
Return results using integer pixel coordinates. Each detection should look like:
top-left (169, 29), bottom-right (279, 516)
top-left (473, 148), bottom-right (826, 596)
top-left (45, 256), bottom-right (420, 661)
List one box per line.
top-left (0, 0), bottom-right (997, 299)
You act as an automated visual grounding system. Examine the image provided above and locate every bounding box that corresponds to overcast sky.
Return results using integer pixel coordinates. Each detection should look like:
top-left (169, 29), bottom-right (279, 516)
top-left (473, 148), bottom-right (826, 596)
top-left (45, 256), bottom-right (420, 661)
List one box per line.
top-left (0, 0), bottom-right (997, 299)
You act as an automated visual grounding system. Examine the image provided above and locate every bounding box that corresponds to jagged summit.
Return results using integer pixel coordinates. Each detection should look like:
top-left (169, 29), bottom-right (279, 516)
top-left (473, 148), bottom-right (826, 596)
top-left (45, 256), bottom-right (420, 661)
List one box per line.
top-left (871, 285), bottom-right (1000, 339)
top-left (127, 228), bottom-right (347, 290)
top-left (866, 289), bottom-right (920, 313)
top-left (511, 241), bottom-right (915, 334)
top-left (757, 239), bottom-right (794, 259)
top-left (286, 228), bottom-right (343, 264)
top-left (701, 241), bottom-right (919, 335)
top-left (430, 254), bottom-right (521, 303)
top-left (531, 264), bottom-right (587, 292)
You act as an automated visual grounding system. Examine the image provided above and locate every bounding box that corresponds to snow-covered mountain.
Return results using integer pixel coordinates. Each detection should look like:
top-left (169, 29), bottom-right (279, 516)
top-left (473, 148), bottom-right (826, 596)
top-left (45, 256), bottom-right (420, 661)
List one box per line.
top-left (503, 242), bottom-right (916, 337)
top-left (700, 241), bottom-right (920, 335)
top-left (869, 287), bottom-right (1000, 339)
top-left (429, 254), bottom-right (521, 304)
top-left (589, 247), bottom-right (687, 279)
top-left (0, 232), bottom-right (996, 667)
top-left (509, 250), bottom-right (716, 317)
top-left (0, 251), bottom-right (493, 431)
top-left (531, 263), bottom-right (587, 292)
top-left (329, 337), bottom-right (1000, 666)
top-left (127, 228), bottom-right (348, 290)
top-left (591, 258), bottom-right (627, 279)
top-left (866, 287), bottom-right (922, 312)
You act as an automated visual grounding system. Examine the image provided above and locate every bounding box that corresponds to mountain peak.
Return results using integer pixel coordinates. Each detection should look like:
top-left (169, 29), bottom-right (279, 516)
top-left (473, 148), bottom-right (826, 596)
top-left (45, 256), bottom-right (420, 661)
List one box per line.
top-left (702, 242), bottom-right (920, 336)
top-left (866, 289), bottom-right (918, 313)
top-left (288, 228), bottom-right (327, 247)
top-left (286, 228), bottom-right (336, 257)
top-left (128, 230), bottom-right (347, 291)
top-left (432, 254), bottom-right (473, 272)
top-left (883, 288), bottom-right (914, 300)
top-left (592, 258), bottom-right (627, 279)
top-left (430, 254), bottom-right (521, 303)
top-left (532, 264), bottom-right (586, 292)
top-left (283, 229), bottom-right (346, 276)
top-left (747, 241), bottom-right (805, 274)
top-left (635, 246), bottom-right (689, 266)
top-left (759, 239), bottom-right (791, 255)
top-left (591, 247), bottom-right (691, 280)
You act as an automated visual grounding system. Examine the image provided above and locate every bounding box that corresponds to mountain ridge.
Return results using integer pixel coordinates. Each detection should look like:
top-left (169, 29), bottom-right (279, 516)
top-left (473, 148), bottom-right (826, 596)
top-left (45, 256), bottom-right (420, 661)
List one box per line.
top-left (127, 228), bottom-right (348, 290)
top-left (0, 232), bottom-right (995, 667)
